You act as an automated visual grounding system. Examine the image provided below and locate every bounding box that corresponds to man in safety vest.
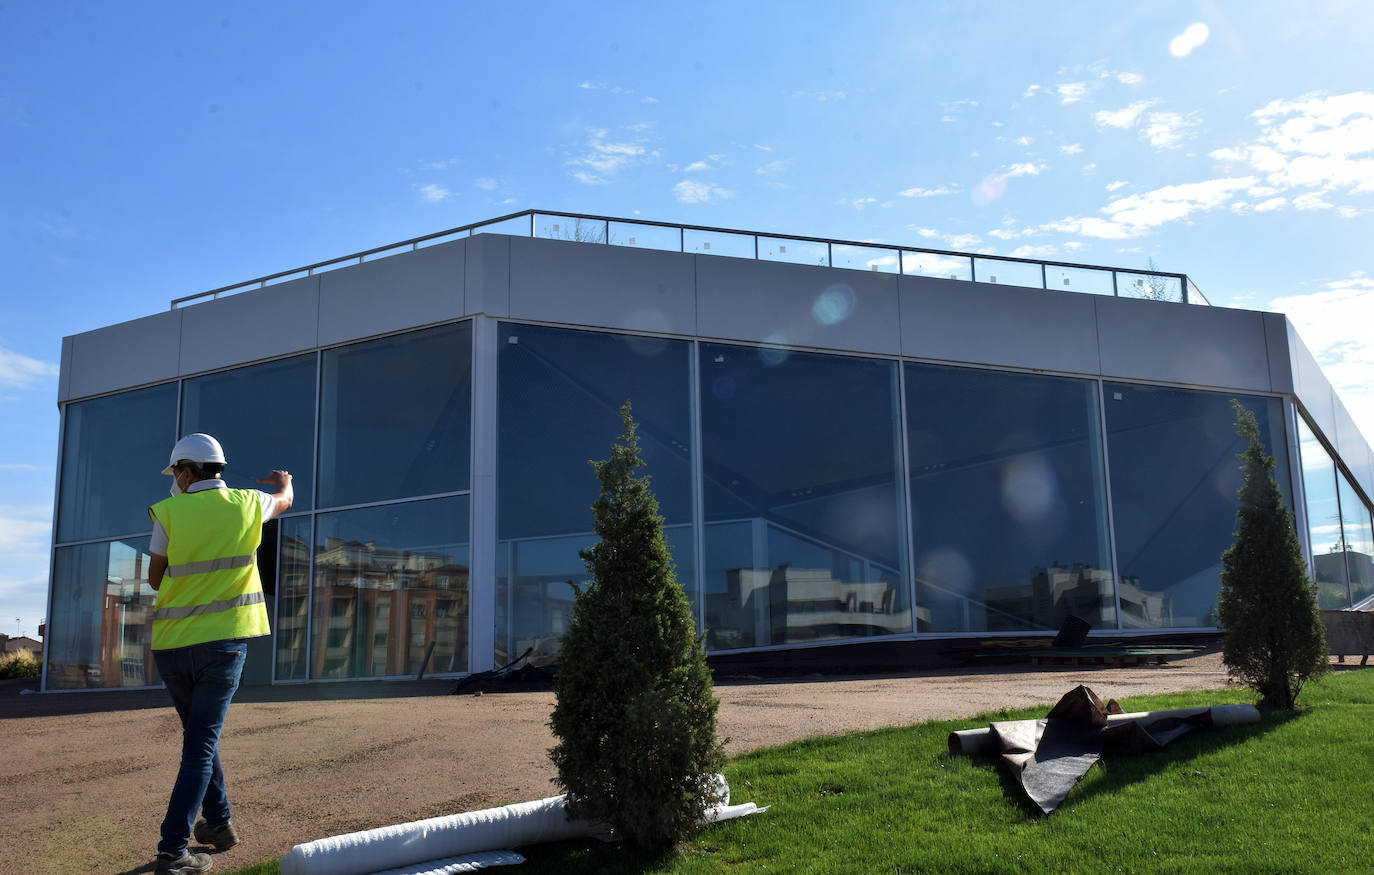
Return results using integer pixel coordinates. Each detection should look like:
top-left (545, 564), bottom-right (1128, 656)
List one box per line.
top-left (147, 433), bottom-right (293, 875)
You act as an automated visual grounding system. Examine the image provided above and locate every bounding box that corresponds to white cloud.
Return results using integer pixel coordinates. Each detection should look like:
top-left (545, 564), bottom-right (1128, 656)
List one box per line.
top-left (905, 226), bottom-right (981, 249)
top-left (0, 463), bottom-right (38, 470)
top-left (972, 163), bottom-right (1046, 205)
top-left (673, 180), bottom-right (734, 204)
top-left (1106, 180), bottom-right (1129, 191)
top-left (1270, 278), bottom-right (1374, 440)
top-left (1293, 191), bottom-right (1334, 210)
top-left (474, 178), bottom-right (498, 191)
top-left (1095, 100), bottom-right (1158, 129)
top-left (793, 90), bottom-right (846, 102)
top-left (566, 128), bottom-right (654, 183)
top-left (1338, 205), bottom-right (1373, 218)
top-left (1057, 82), bottom-right (1089, 104)
top-left (1211, 92), bottom-right (1374, 200)
top-left (1061, 143), bottom-right (1084, 155)
top-left (641, 96), bottom-right (659, 104)
top-left (1016, 136), bottom-right (1033, 146)
top-left (1004, 162), bottom-right (1045, 178)
top-left (899, 185), bottom-right (957, 198)
top-left (683, 161), bottom-right (710, 172)
top-left (1143, 111), bottom-right (1202, 148)
top-left (1170, 23), bottom-right (1210, 58)
top-left (1255, 196), bottom-right (1288, 212)
top-left (1118, 72), bottom-right (1144, 86)
top-left (754, 159), bottom-right (788, 176)
top-left (418, 184), bottom-right (450, 201)
top-left (1043, 176), bottom-right (1257, 239)
top-left (0, 504), bottom-right (49, 554)
top-left (0, 347), bottom-right (59, 392)
top-left (843, 197), bottom-right (878, 210)
top-left (1009, 244), bottom-right (1059, 259)
top-left (1024, 84), bottom-right (1046, 98)
top-left (989, 227), bottom-right (1036, 240)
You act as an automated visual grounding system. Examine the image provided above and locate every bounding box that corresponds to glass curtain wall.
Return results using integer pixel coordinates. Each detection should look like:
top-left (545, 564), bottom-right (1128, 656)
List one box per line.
top-left (181, 354), bottom-right (317, 508)
top-left (1298, 418), bottom-right (1352, 608)
top-left (495, 324), bottom-right (695, 665)
top-left (310, 321), bottom-right (473, 679)
top-left (699, 343), bottom-right (908, 650)
top-left (905, 364), bottom-right (1114, 633)
top-left (275, 515), bottom-right (312, 680)
top-left (48, 383), bottom-right (177, 689)
top-left (1336, 472), bottom-right (1374, 607)
top-left (1105, 385), bottom-right (1290, 628)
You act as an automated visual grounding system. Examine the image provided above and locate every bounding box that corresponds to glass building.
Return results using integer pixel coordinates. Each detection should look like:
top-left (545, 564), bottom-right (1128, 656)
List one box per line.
top-left (43, 211), bottom-right (1374, 690)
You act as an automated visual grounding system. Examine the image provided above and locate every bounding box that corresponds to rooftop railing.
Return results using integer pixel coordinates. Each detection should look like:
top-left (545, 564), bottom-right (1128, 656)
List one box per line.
top-left (169, 209), bottom-right (1206, 309)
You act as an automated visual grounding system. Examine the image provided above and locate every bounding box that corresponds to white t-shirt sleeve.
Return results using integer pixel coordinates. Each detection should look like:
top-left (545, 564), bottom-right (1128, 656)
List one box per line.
top-left (258, 489), bottom-right (277, 523)
top-left (150, 520), bottom-right (169, 556)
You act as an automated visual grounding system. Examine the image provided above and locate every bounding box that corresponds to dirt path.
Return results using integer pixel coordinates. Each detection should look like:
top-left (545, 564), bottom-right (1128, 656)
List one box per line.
top-left (0, 653), bottom-right (1235, 875)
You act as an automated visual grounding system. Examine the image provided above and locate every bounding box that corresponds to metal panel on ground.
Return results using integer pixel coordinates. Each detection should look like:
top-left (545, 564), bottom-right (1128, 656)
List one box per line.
top-left (900, 276), bottom-right (1100, 374)
top-left (317, 239), bottom-right (466, 348)
top-left (508, 235), bottom-right (697, 336)
top-left (697, 255), bottom-right (900, 355)
top-left (179, 275), bottom-right (320, 376)
top-left (1097, 296), bottom-right (1269, 391)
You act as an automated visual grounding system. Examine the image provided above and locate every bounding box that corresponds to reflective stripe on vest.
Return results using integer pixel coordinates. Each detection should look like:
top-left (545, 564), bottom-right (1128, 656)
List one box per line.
top-left (166, 553), bottom-right (255, 578)
top-left (154, 590), bottom-right (265, 621)
top-left (148, 488), bottom-right (269, 650)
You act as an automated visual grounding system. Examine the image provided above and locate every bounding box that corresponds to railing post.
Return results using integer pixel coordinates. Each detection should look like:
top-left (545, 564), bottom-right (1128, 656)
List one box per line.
top-left (1111, 271), bottom-right (1119, 297)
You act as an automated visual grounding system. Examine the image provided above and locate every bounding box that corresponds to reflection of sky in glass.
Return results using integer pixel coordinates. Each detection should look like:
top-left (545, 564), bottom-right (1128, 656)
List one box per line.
top-left (1338, 472), bottom-right (1374, 554)
top-left (902, 252), bottom-right (971, 281)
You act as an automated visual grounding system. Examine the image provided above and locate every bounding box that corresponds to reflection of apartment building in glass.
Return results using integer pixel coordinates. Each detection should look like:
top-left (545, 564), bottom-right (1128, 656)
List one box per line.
top-left (43, 211), bottom-right (1374, 690)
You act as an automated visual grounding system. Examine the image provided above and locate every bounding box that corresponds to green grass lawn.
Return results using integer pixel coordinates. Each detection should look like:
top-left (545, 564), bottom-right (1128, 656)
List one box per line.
top-left (227, 668), bottom-right (1374, 874)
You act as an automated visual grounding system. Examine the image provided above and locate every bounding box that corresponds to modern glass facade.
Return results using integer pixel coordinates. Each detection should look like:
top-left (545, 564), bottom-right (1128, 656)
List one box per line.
top-left (46, 215), bottom-right (1374, 690)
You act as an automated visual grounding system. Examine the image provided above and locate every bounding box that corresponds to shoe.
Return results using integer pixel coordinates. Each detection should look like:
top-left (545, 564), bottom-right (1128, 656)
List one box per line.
top-left (193, 818), bottom-right (240, 851)
top-left (155, 850), bottom-right (212, 874)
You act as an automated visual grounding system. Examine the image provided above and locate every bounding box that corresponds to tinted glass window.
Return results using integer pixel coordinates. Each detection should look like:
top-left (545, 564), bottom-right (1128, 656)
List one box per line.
top-left (276, 515), bottom-right (312, 680)
top-left (1298, 418), bottom-right (1350, 608)
top-left (311, 496), bottom-right (469, 679)
top-left (58, 383), bottom-right (178, 542)
top-left (1105, 386), bottom-right (1290, 628)
top-left (318, 322), bottom-right (471, 509)
top-left (1337, 470), bottom-right (1374, 607)
top-left (700, 343), bottom-right (907, 650)
top-left (496, 324), bottom-right (695, 665)
top-left (905, 364), bottom-right (1113, 633)
top-left (182, 354), bottom-right (317, 510)
top-left (46, 539), bottom-right (159, 689)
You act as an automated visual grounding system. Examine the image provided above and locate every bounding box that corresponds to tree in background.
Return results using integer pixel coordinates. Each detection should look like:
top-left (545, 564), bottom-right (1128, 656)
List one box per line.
top-left (549, 402), bottom-right (725, 849)
top-left (1217, 400), bottom-right (1327, 708)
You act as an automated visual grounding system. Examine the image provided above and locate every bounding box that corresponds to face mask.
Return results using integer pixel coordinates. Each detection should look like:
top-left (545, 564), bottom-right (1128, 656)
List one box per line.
top-left (170, 475), bottom-right (183, 497)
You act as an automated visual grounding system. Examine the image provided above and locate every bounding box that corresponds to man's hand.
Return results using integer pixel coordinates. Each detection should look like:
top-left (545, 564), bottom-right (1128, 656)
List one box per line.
top-left (258, 470), bottom-right (294, 517)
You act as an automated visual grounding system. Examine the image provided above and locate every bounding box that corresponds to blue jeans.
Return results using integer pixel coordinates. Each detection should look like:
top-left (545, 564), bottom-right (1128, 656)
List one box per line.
top-left (153, 640), bottom-right (246, 857)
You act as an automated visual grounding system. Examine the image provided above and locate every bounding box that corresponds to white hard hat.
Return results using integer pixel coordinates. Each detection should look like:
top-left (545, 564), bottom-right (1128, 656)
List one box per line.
top-left (162, 433), bottom-right (227, 475)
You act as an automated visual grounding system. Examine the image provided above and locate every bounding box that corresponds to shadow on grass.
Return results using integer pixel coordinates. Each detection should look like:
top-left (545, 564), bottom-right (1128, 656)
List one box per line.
top-left (515, 837), bottom-right (678, 875)
top-left (972, 707), bottom-right (1305, 817)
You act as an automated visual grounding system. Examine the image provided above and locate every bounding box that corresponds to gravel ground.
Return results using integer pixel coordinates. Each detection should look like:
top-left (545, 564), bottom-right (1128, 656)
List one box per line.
top-left (0, 650), bottom-right (1236, 875)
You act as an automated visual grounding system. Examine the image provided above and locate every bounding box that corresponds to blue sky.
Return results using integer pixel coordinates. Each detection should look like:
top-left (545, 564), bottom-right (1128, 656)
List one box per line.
top-left (3, 2), bottom-right (1373, 638)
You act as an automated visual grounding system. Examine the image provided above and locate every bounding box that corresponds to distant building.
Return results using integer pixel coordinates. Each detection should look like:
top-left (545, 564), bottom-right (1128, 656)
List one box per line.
top-left (43, 211), bottom-right (1374, 690)
top-left (1, 634), bottom-right (43, 657)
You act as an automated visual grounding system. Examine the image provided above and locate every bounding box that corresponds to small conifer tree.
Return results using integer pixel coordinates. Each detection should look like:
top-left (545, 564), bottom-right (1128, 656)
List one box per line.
top-left (1216, 400), bottom-right (1327, 709)
top-left (549, 402), bottom-right (725, 849)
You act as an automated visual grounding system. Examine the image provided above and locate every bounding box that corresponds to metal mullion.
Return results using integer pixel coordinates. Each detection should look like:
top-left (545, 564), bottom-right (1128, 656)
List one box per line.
top-left (313, 490), bottom-right (472, 517)
top-left (690, 340), bottom-right (706, 634)
top-left (896, 358), bottom-right (919, 639)
top-left (1095, 377), bottom-right (1126, 632)
top-left (304, 349), bottom-right (322, 680)
top-left (1287, 400), bottom-right (1316, 584)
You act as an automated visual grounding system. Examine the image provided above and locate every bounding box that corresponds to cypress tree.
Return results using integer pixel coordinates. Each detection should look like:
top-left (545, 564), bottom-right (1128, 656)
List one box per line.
top-left (549, 402), bottom-right (725, 849)
top-left (1216, 400), bottom-right (1327, 709)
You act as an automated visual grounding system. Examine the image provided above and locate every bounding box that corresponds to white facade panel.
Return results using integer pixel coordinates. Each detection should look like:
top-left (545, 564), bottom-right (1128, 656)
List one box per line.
top-left (899, 277), bottom-right (1100, 374)
top-left (67, 309), bottom-right (182, 400)
top-left (1096, 296), bottom-right (1269, 391)
top-left (1332, 397), bottom-right (1374, 500)
top-left (697, 256), bottom-right (900, 355)
top-left (464, 234), bottom-right (510, 317)
top-left (178, 275), bottom-right (320, 376)
top-left (1262, 312), bottom-right (1294, 394)
top-left (508, 236), bottom-right (697, 336)
top-left (317, 239), bottom-right (466, 348)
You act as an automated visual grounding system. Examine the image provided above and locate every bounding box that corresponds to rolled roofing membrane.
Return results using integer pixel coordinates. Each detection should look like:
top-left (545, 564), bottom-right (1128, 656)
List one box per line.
top-left (279, 777), bottom-right (763, 875)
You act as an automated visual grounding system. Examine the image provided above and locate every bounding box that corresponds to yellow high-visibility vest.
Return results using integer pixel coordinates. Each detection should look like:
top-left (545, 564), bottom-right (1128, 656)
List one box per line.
top-left (148, 488), bottom-right (270, 650)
